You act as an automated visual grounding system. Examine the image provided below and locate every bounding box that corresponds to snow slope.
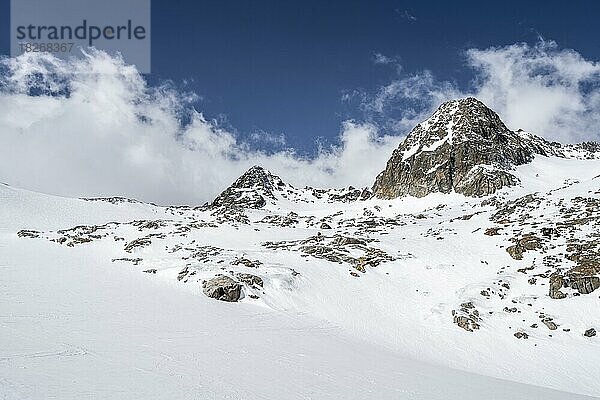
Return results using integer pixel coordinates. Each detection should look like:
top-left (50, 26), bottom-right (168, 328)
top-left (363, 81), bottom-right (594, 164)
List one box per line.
top-left (1, 154), bottom-right (599, 400)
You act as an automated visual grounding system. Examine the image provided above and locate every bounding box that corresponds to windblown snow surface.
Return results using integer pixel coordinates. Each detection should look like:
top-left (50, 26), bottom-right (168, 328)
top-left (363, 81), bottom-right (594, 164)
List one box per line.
top-left (1, 155), bottom-right (599, 399)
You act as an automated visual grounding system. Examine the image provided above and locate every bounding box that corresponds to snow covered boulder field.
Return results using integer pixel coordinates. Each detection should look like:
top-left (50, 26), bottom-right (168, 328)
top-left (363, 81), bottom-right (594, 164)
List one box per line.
top-left (2, 98), bottom-right (600, 399)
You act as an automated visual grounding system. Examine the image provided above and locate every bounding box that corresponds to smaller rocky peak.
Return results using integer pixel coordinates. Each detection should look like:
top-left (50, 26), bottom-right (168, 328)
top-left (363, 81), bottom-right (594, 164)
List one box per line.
top-left (228, 166), bottom-right (285, 194)
top-left (211, 165), bottom-right (286, 209)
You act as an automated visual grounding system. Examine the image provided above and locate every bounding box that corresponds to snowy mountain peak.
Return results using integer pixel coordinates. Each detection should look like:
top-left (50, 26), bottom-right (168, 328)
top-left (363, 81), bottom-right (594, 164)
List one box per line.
top-left (372, 97), bottom-right (600, 200)
top-left (372, 98), bottom-right (540, 199)
top-left (210, 165), bottom-right (287, 209)
top-left (230, 165), bottom-right (285, 192)
top-left (417, 97), bottom-right (511, 145)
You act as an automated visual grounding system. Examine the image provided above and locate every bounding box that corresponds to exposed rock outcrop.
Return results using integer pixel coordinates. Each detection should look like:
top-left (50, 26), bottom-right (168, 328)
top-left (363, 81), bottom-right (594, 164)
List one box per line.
top-left (549, 273), bottom-right (567, 299)
top-left (372, 98), bottom-right (532, 198)
top-left (202, 276), bottom-right (242, 302)
top-left (506, 234), bottom-right (542, 260)
top-left (211, 166), bottom-right (285, 209)
top-left (263, 233), bottom-right (396, 273)
top-left (549, 266), bottom-right (600, 299)
top-left (124, 237), bottom-right (152, 252)
top-left (514, 331), bottom-right (529, 339)
top-left (584, 328), bottom-right (596, 337)
top-left (371, 98), bottom-right (568, 199)
top-left (452, 302), bottom-right (481, 332)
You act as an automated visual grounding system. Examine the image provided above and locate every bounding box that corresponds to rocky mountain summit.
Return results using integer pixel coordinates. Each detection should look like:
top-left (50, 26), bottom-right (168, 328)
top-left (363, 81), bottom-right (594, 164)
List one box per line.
top-left (210, 166), bottom-right (286, 209)
top-left (372, 97), bottom-right (598, 199)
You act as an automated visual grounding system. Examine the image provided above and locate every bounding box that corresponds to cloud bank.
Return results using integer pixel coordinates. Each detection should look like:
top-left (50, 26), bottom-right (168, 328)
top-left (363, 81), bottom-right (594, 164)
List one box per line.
top-left (0, 50), bottom-right (399, 204)
top-left (1, 41), bottom-right (600, 204)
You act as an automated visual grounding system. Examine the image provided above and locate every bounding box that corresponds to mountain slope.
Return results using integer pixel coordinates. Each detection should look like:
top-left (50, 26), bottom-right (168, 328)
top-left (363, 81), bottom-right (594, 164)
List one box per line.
top-left (4, 183), bottom-right (594, 400)
top-left (2, 98), bottom-right (600, 399)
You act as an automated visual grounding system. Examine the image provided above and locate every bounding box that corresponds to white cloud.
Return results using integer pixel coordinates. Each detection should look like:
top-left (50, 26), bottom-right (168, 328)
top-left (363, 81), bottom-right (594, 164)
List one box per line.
top-left (0, 50), bottom-right (399, 204)
top-left (362, 41), bottom-right (600, 143)
top-left (467, 41), bottom-right (600, 142)
top-left (366, 70), bottom-right (461, 130)
top-left (373, 53), bottom-right (394, 65)
top-left (249, 130), bottom-right (287, 148)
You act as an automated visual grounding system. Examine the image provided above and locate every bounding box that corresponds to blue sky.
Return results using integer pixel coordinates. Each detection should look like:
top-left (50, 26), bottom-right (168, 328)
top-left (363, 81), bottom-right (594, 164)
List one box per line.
top-left (3, 0), bottom-right (599, 154)
top-left (146, 0), bottom-right (600, 152)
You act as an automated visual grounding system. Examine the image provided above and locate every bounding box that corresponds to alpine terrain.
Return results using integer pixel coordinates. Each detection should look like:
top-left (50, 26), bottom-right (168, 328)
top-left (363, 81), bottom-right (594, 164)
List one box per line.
top-left (2, 98), bottom-right (600, 399)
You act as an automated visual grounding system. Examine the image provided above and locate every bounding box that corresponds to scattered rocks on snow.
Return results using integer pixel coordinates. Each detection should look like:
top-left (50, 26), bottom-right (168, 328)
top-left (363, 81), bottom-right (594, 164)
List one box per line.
top-left (542, 319), bottom-right (558, 330)
top-left (452, 302), bottom-right (481, 332)
top-left (17, 229), bottom-right (40, 238)
top-left (231, 258), bottom-right (262, 269)
top-left (81, 196), bottom-right (141, 204)
top-left (124, 237), bottom-right (152, 253)
top-left (177, 266), bottom-right (191, 281)
top-left (259, 212), bottom-right (299, 227)
top-left (453, 315), bottom-right (480, 332)
top-left (236, 273), bottom-right (263, 288)
top-left (134, 220), bottom-right (167, 230)
top-left (111, 257), bottom-right (143, 266)
top-left (506, 234), bottom-right (542, 260)
top-left (514, 331), bottom-right (529, 339)
top-left (264, 233), bottom-right (395, 273)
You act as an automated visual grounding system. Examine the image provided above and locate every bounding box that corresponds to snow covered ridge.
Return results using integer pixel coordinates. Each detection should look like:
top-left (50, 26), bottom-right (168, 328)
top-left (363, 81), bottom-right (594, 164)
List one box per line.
top-left (207, 165), bottom-right (372, 211)
top-left (4, 97), bottom-right (600, 398)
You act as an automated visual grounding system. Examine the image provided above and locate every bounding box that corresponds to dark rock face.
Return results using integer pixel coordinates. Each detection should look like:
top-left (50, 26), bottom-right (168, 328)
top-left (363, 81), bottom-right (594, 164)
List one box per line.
top-left (549, 265), bottom-right (600, 299)
top-left (202, 276), bottom-right (242, 302)
top-left (372, 98), bottom-right (557, 199)
top-left (584, 328), bottom-right (597, 337)
top-left (570, 275), bottom-right (600, 295)
top-left (211, 166), bottom-right (285, 209)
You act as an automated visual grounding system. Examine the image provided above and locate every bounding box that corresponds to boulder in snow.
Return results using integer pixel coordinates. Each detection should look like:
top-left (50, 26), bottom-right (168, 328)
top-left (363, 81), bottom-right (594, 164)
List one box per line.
top-left (202, 276), bottom-right (242, 302)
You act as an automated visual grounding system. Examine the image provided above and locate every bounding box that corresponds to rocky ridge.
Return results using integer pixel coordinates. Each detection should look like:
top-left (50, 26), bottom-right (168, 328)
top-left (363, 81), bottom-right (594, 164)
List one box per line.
top-left (372, 97), bottom-right (599, 199)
